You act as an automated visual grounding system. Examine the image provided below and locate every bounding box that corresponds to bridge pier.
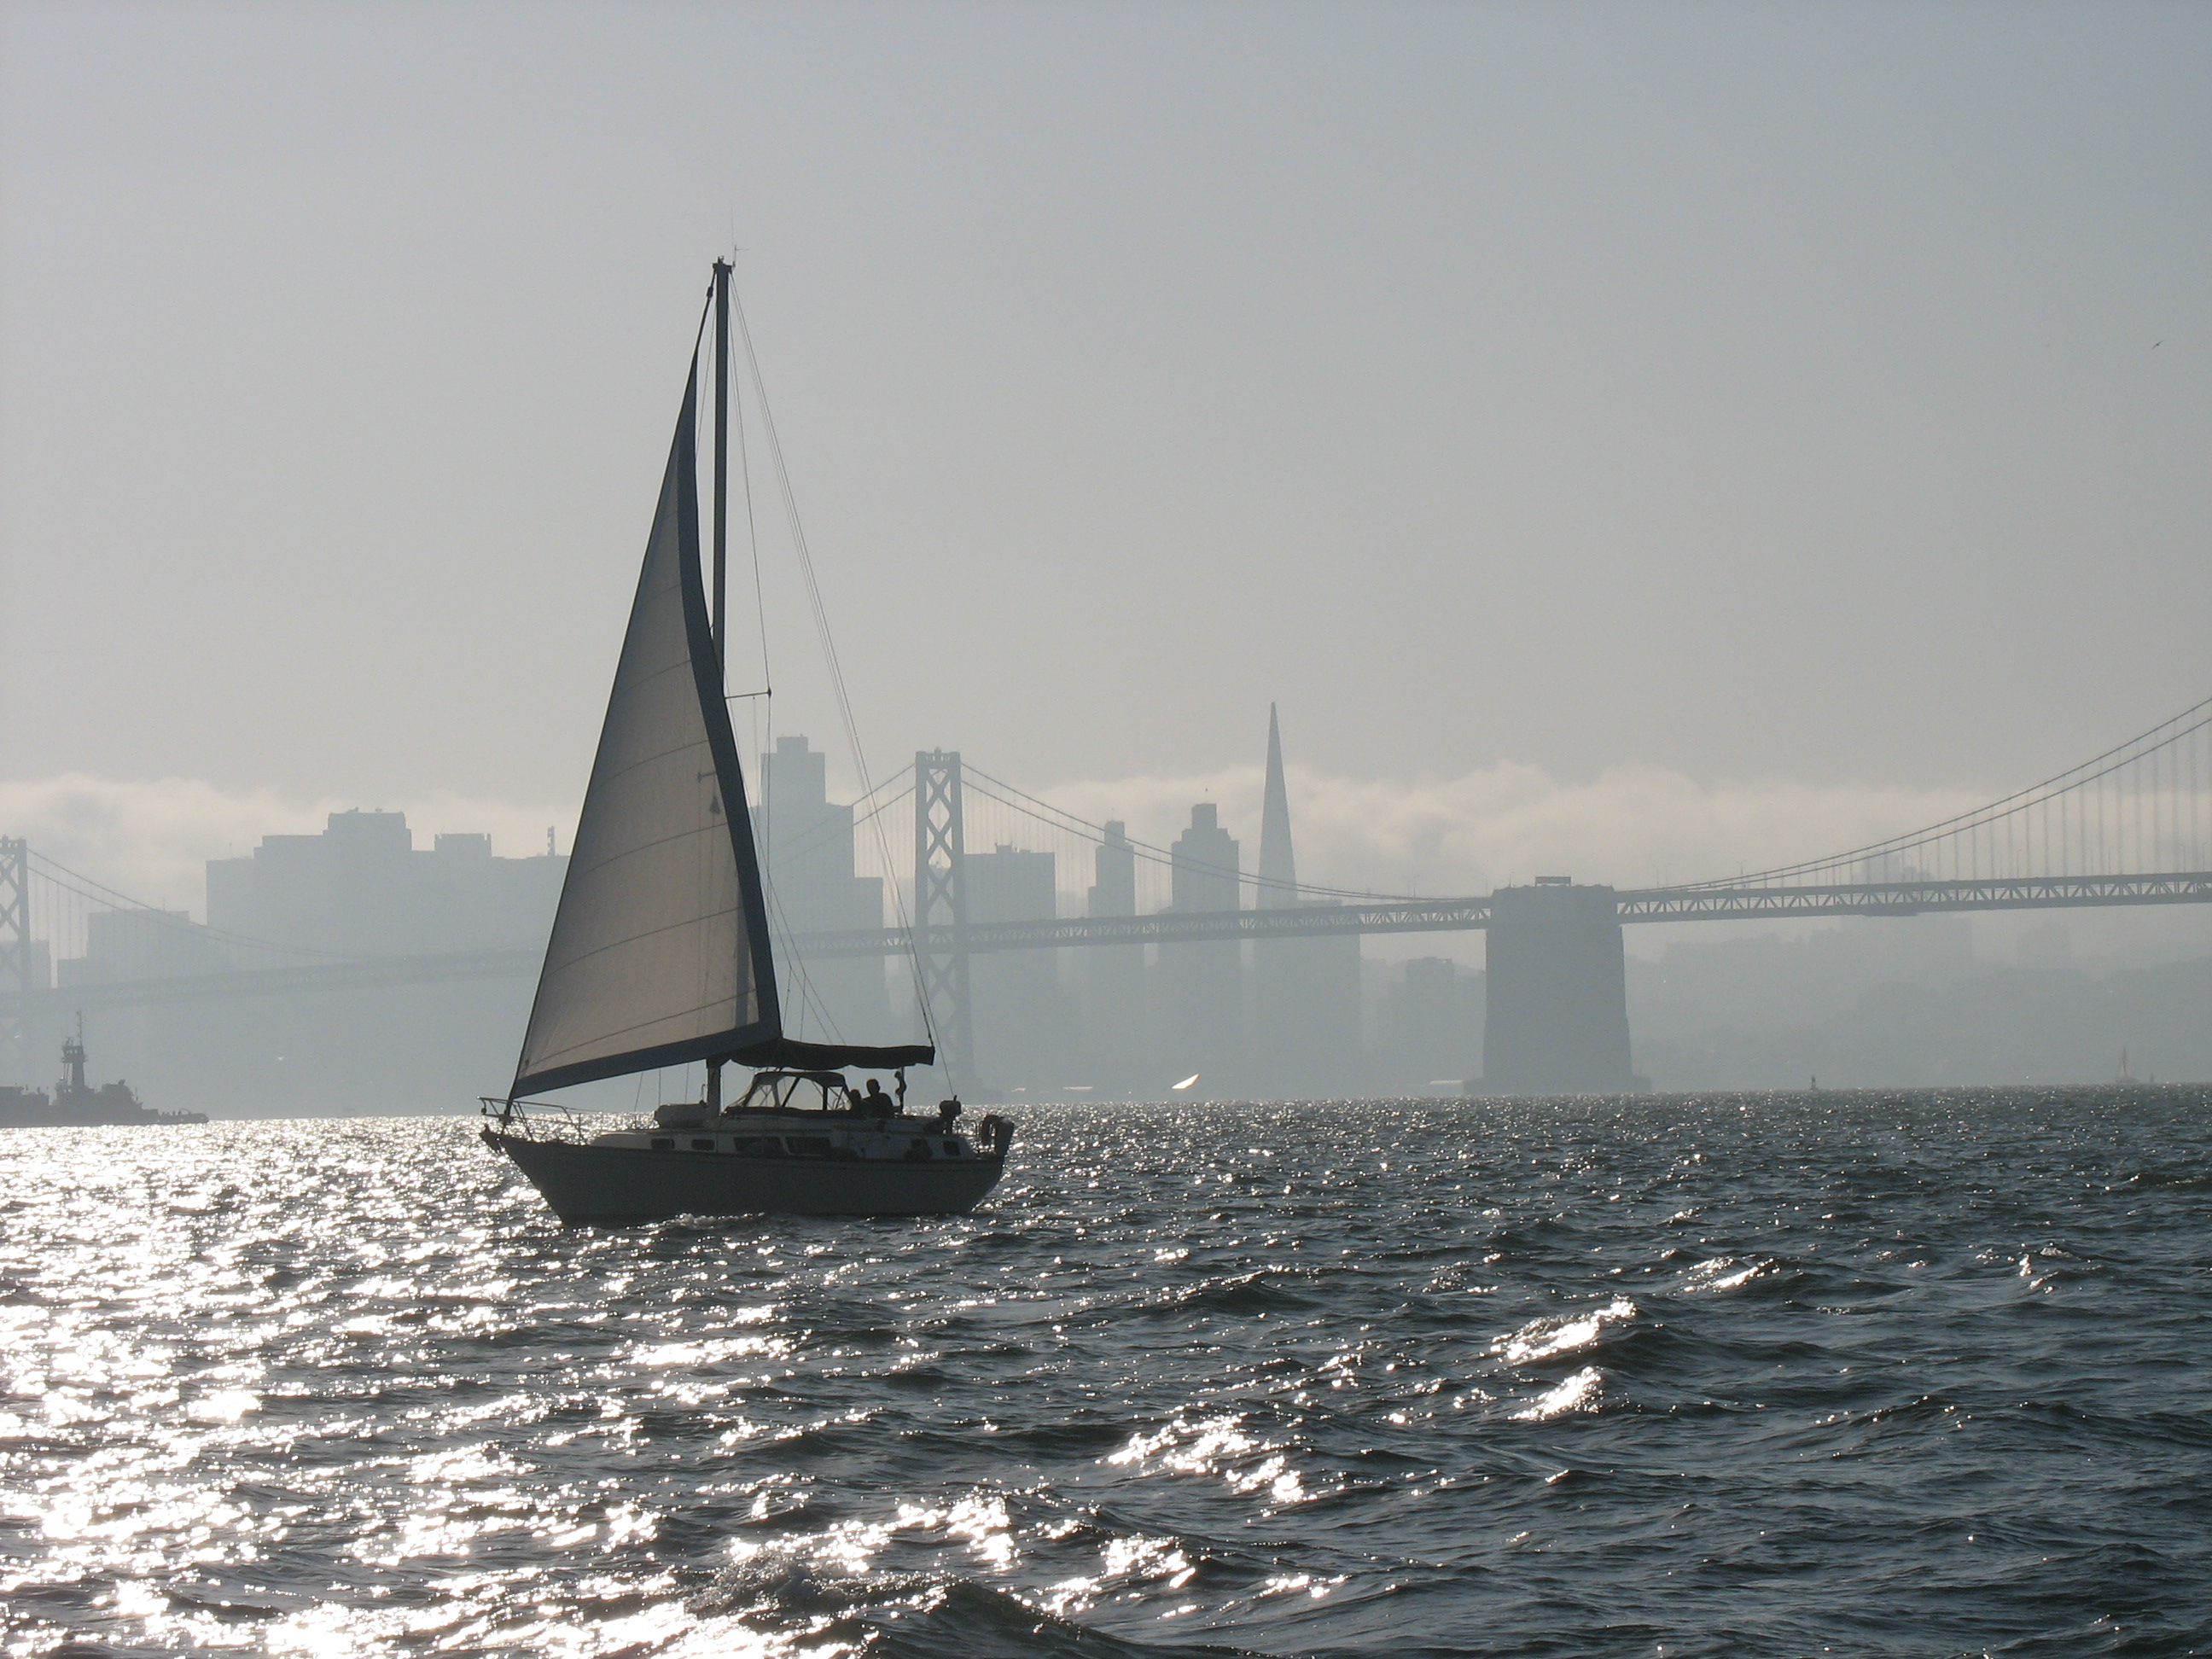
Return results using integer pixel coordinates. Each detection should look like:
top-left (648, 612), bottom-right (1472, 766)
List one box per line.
top-left (1479, 881), bottom-right (1643, 1094)
top-left (0, 839), bottom-right (26, 1082)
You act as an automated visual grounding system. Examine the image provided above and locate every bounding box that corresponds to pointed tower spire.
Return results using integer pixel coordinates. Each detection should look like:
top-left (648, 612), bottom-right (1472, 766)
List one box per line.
top-left (1258, 703), bottom-right (1297, 910)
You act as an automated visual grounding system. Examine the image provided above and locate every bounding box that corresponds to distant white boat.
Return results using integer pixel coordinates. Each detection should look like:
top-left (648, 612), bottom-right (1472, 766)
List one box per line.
top-left (482, 262), bottom-right (1008, 1224)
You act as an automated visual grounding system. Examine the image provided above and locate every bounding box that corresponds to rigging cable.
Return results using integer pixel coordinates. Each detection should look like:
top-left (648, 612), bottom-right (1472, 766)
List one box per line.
top-left (727, 276), bottom-right (946, 1077)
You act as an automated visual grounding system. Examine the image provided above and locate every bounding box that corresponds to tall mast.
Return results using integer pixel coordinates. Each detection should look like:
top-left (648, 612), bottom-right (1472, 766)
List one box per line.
top-left (711, 258), bottom-right (731, 671)
top-left (707, 257), bottom-right (732, 1116)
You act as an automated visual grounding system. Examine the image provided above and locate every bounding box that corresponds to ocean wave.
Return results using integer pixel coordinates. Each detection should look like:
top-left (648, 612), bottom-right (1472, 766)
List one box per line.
top-left (1493, 1296), bottom-right (1639, 1364)
top-left (3, 1092), bottom-right (2208, 1655)
top-left (1511, 1365), bottom-right (1610, 1421)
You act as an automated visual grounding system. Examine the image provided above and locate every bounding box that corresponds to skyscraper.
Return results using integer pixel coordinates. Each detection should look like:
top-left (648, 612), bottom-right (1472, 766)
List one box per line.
top-left (754, 736), bottom-right (893, 1044)
top-left (175, 812), bottom-right (566, 1112)
top-left (1156, 803), bottom-right (1243, 1090)
top-left (965, 843), bottom-right (1077, 1087)
top-left (1257, 705), bottom-right (1296, 911)
top-left (206, 810), bottom-right (564, 958)
top-left (1377, 957), bottom-right (1484, 1091)
top-left (1083, 820), bottom-right (1147, 1086)
top-left (1249, 709), bottom-right (1363, 1094)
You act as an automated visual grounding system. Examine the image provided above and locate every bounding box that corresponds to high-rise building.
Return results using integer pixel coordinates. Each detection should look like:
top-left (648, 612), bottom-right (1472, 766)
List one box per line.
top-left (207, 810), bottom-right (565, 956)
top-left (1082, 821), bottom-right (1147, 1086)
top-left (56, 911), bottom-right (221, 987)
top-left (141, 811), bottom-right (572, 1113)
top-left (1377, 957), bottom-right (1484, 1091)
top-left (1156, 803), bottom-right (1243, 1090)
top-left (1256, 707), bottom-right (1296, 912)
top-left (1249, 709), bottom-right (1363, 1094)
top-left (966, 844), bottom-right (1077, 1088)
top-left (1169, 804), bottom-right (1239, 912)
top-left (754, 736), bottom-right (893, 1045)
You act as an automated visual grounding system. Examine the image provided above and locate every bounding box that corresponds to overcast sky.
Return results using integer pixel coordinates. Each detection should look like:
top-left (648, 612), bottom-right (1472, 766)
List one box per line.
top-left (3, 1), bottom-right (2207, 904)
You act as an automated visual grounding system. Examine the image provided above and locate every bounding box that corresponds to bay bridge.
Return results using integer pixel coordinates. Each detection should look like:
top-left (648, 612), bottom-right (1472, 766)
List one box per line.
top-left (3, 695), bottom-right (2208, 1094)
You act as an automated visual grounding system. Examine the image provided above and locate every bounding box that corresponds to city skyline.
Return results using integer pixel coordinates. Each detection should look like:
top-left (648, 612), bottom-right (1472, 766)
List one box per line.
top-left (9, 703), bottom-right (2212, 980)
top-left (12, 715), bottom-right (2209, 1106)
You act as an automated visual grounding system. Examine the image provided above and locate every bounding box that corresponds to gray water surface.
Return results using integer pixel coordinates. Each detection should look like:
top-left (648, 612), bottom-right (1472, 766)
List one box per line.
top-left (3, 1091), bottom-right (2208, 1657)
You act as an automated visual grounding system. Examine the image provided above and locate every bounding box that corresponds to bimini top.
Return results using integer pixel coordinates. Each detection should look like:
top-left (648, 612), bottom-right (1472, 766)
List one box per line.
top-left (724, 1037), bottom-right (936, 1073)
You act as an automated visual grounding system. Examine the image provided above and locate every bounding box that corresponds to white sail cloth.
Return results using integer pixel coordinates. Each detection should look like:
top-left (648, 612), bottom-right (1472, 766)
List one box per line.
top-left (511, 373), bottom-right (778, 1096)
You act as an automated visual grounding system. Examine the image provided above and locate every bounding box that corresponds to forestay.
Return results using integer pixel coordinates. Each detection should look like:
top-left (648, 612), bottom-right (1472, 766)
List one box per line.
top-left (511, 368), bottom-right (780, 1096)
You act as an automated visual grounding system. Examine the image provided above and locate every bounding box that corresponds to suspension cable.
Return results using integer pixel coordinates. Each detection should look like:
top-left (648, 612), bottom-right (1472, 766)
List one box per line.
top-left (1676, 694), bottom-right (2212, 889)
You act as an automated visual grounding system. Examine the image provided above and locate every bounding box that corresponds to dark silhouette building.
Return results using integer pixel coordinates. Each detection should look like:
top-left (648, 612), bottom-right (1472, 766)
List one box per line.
top-left (966, 843), bottom-right (1077, 1088)
top-left (1155, 803), bottom-right (1243, 1091)
top-left (1082, 821), bottom-right (1148, 1086)
top-left (1377, 956), bottom-right (1484, 1091)
top-left (101, 811), bottom-right (573, 1114)
top-left (754, 736), bottom-right (892, 1044)
top-left (207, 809), bottom-right (562, 958)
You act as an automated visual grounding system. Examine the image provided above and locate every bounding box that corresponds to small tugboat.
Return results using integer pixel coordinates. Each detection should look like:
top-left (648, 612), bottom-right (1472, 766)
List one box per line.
top-left (481, 260), bottom-right (1010, 1223)
top-left (0, 1024), bottom-right (209, 1127)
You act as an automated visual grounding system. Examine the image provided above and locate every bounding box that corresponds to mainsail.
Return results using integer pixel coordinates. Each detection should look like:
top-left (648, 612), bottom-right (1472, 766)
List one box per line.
top-left (511, 368), bottom-right (781, 1096)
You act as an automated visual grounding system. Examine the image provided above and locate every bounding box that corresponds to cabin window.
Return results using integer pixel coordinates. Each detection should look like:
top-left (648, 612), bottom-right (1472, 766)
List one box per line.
top-left (650, 1138), bottom-right (675, 1150)
top-left (786, 1136), bottom-right (834, 1157)
top-left (731, 1136), bottom-right (782, 1157)
top-left (690, 1138), bottom-right (717, 1151)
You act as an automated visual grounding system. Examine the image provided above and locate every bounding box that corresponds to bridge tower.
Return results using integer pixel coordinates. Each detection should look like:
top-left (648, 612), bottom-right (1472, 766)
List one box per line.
top-left (911, 751), bottom-right (975, 1091)
top-left (0, 839), bottom-right (27, 1080)
top-left (1479, 880), bottom-right (1643, 1095)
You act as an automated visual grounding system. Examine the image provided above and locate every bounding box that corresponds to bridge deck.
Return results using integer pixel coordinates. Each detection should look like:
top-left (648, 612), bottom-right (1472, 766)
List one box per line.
top-left (7, 872), bottom-right (2208, 1016)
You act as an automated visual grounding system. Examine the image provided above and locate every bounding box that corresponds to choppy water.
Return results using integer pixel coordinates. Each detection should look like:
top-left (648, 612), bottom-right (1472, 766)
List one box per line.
top-left (4, 1091), bottom-right (2209, 1658)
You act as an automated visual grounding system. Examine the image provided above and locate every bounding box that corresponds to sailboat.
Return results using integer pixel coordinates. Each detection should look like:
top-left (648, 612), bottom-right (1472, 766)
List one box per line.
top-left (481, 261), bottom-right (1010, 1224)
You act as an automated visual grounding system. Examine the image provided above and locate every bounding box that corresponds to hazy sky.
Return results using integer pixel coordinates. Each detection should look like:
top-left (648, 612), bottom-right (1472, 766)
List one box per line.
top-left (3, 1), bottom-right (2207, 901)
